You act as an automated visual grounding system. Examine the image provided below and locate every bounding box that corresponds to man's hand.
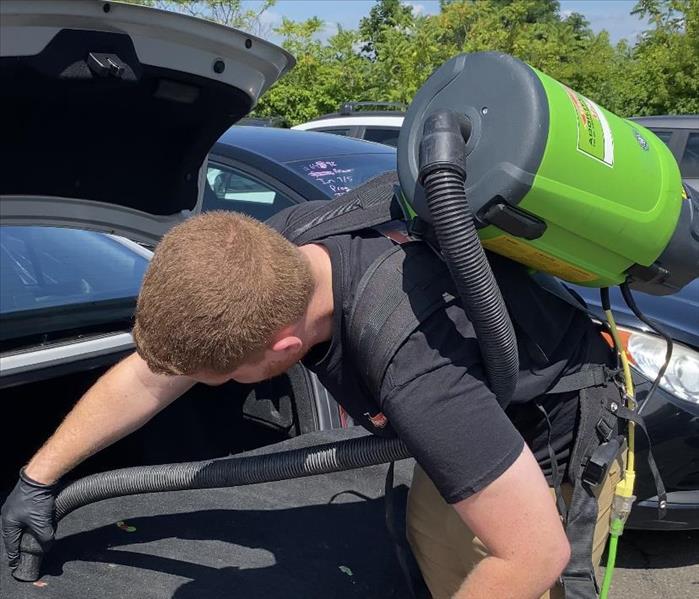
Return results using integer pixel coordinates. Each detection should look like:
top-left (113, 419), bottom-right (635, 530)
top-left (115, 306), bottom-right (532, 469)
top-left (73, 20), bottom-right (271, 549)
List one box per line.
top-left (1, 352), bottom-right (194, 570)
top-left (1, 469), bottom-right (57, 569)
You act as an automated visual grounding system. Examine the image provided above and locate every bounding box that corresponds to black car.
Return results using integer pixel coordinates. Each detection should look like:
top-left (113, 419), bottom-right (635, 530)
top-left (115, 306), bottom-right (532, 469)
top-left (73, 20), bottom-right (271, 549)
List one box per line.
top-left (203, 126), bottom-right (396, 219)
top-left (631, 115), bottom-right (698, 192)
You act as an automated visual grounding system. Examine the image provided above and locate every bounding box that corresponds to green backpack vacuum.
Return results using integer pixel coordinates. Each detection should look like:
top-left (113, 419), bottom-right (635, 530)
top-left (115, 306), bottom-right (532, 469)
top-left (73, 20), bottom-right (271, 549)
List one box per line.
top-left (395, 51), bottom-right (697, 404)
top-left (398, 51), bottom-right (695, 295)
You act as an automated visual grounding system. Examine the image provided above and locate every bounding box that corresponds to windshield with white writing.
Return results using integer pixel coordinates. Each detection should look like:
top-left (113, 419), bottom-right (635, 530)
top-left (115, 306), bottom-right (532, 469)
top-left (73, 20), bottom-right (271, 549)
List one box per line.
top-left (284, 153), bottom-right (396, 197)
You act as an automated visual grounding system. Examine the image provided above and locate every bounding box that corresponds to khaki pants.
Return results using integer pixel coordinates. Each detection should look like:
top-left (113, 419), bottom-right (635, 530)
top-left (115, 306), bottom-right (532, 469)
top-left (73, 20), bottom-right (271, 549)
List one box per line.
top-left (406, 457), bottom-right (623, 599)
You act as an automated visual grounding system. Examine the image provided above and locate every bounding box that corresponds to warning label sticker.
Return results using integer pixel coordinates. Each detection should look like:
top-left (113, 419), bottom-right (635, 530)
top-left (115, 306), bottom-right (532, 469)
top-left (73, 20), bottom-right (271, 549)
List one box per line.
top-left (563, 85), bottom-right (614, 167)
top-left (482, 235), bottom-right (597, 283)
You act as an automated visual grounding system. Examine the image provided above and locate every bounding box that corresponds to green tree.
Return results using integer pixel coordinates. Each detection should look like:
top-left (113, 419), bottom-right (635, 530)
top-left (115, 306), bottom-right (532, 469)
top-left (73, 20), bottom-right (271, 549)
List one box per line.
top-left (123, 0), bottom-right (276, 36)
top-left (127, 0), bottom-right (699, 123)
top-left (618, 0), bottom-right (699, 114)
top-left (254, 18), bottom-right (374, 124)
top-left (358, 0), bottom-right (415, 58)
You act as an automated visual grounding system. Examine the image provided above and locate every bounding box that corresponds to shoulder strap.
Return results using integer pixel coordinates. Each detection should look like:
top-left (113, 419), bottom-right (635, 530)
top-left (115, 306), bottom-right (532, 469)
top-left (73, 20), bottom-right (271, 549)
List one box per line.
top-left (279, 171), bottom-right (402, 245)
top-left (545, 365), bottom-right (614, 395)
top-left (348, 242), bottom-right (455, 399)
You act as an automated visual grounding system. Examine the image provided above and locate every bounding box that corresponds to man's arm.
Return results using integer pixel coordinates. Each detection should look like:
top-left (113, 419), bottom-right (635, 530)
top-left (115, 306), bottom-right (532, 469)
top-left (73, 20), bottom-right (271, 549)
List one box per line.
top-left (2, 351), bottom-right (193, 568)
top-left (451, 444), bottom-right (570, 599)
top-left (25, 351), bottom-right (195, 484)
top-left (380, 315), bottom-right (571, 598)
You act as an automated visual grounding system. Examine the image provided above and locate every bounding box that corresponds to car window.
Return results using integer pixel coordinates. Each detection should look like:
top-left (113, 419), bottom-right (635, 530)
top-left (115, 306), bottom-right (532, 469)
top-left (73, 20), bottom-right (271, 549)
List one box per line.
top-left (314, 127), bottom-right (351, 137)
top-left (363, 127), bottom-right (400, 147)
top-left (680, 132), bottom-right (699, 178)
top-left (648, 128), bottom-right (674, 147)
top-left (204, 163), bottom-right (295, 220)
top-left (0, 227), bottom-right (148, 315)
top-left (284, 154), bottom-right (397, 197)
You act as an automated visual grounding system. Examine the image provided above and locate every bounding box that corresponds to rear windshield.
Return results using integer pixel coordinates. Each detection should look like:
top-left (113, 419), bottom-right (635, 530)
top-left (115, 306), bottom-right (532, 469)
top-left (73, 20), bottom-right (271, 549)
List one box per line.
top-left (1, 227), bottom-right (148, 347)
top-left (284, 153), bottom-right (396, 197)
top-left (363, 128), bottom-right (400, 147)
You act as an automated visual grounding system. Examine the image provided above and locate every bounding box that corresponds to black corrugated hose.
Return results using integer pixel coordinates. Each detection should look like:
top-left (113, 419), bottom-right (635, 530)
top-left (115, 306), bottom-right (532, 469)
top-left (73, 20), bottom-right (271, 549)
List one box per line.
top-left (14, 434), bottom-right (411, 582)
top-left (418, 110), bottom-right (519, 406)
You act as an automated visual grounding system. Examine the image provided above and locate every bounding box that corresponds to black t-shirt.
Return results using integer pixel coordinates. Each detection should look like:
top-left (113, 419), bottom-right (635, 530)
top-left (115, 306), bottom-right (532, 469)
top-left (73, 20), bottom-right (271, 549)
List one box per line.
top-left (267, 207), bottom-right (613, 504)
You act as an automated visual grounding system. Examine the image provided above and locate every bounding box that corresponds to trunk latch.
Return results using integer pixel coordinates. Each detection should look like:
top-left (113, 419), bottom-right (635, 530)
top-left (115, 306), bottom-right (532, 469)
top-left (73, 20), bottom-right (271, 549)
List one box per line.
top-left (87, 52), bottom-right (127, 79)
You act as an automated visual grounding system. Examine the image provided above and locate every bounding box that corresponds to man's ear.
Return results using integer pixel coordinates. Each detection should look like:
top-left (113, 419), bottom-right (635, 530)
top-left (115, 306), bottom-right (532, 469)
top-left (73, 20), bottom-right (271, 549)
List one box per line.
top-left (271, 335), bottom-right (303, 354)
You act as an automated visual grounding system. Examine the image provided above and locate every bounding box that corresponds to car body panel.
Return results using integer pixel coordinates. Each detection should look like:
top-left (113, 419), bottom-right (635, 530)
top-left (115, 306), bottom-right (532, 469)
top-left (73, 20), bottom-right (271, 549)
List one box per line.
top-left (0, 332), bottom-right (135, 384)
top-left (631, 115), bottom-right (699, 130)
top-left (0, 0), bottom-right (293, 98)
top-left (627, 374), bottom-right (699, 529)
top-left (0, 195), bottom-right (193, 247)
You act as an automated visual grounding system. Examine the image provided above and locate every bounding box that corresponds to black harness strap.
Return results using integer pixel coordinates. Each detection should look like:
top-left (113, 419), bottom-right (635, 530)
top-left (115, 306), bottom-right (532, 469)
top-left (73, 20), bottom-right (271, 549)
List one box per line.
top-left (535, 400), bottom-right (569, 520)
top-left (614, 404), bottom-right (668, 519)
top-left (281, 171), bottom-right (402, 245)
top-left (348, 242), bottom-right (456, 400)
top-left (546, 367), bottom-right (613, 395)
top-left (560, 384), bottom-right (622, 598)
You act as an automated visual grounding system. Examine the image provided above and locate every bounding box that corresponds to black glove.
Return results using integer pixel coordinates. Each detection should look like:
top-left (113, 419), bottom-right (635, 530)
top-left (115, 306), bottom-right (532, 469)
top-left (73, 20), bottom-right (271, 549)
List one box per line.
top-left (1, 469), bottom-right (56, 569)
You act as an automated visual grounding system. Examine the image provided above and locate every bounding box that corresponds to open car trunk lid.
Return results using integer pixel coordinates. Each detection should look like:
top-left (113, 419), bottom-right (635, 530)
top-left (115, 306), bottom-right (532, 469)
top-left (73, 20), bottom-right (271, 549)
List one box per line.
top-left (0, 0), bottom-right (294, 244)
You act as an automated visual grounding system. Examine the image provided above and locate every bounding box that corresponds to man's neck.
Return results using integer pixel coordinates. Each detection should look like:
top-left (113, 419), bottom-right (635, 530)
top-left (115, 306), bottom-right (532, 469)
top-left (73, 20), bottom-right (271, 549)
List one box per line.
top-left (297, 243), bottom-right (334, 348)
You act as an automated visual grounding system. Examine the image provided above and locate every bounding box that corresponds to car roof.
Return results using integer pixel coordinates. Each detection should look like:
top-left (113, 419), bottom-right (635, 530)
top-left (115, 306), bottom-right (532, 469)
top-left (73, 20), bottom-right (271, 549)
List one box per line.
top-left (292, 115), bottom-right (405, 131)
top-left (215, 126), bottom-right (396, 162)
top-left (631, 115), bottom-right (699, 129)
top-left (308, 110), bottom-right (406, 121)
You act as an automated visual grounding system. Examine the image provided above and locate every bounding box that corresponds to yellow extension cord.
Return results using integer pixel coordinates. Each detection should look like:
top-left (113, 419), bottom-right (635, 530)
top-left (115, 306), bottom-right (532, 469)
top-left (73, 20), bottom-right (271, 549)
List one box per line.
top-left (599, 309), bottom-right (637, 599)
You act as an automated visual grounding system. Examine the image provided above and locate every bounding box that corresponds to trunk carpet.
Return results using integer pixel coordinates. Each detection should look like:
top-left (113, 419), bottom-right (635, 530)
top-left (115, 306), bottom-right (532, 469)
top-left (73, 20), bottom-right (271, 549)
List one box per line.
top-left (1, 429), bottom-right (417, 599)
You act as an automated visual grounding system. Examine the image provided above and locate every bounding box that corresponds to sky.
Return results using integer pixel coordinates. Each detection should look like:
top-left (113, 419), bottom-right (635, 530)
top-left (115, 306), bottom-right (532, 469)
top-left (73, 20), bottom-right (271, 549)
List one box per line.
top-left (249, 0), bottom-right (648, 45)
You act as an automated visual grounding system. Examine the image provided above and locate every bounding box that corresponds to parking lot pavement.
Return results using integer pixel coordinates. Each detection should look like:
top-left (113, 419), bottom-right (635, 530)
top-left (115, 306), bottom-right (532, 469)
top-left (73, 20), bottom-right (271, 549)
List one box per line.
top-left (606, 528), bottom-right (699, 598)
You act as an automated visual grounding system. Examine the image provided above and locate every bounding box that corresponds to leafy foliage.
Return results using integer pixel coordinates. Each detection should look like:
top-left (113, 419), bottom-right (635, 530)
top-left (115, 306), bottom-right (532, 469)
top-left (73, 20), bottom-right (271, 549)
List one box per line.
top-left (128, 0), bottom-right (699, 124)
top-left (121, 0), bottom-right (277, 36)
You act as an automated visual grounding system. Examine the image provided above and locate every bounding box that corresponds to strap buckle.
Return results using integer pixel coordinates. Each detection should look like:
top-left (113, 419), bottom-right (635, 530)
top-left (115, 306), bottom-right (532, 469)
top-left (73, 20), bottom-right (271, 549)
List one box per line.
top-left (595, 417), bottom-right (615, 442)
top-left (560, 571), bottom-right (600, 595)
top-left (581, 436), bottom-right (624, 487)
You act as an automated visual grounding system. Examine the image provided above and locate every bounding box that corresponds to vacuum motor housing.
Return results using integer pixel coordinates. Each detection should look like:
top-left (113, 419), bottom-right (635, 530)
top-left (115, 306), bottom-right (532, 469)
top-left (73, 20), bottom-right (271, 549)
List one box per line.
top-left (398, 52), bottom-right (698, 295)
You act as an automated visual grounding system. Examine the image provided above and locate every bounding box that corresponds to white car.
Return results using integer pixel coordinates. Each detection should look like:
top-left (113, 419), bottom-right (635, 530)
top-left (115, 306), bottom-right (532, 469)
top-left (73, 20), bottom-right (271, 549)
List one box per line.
top-left (292, 101), bottom-right (405, 147)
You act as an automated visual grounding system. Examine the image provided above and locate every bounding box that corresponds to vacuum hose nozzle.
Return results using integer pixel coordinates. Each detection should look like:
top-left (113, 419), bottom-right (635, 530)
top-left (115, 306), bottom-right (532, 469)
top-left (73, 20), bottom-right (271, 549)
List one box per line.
top-left (418, 111), bottom-right (471, 181)
top-left (418, 109), bottom-right (519, 406)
